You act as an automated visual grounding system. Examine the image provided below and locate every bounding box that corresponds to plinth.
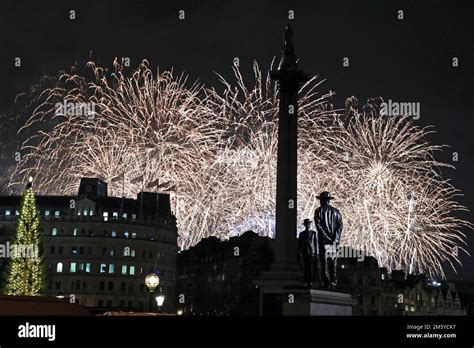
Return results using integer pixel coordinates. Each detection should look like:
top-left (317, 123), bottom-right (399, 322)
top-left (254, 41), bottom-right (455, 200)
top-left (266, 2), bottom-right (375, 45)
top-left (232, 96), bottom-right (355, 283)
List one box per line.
top-left (255, 283), bottom-right (356, 316)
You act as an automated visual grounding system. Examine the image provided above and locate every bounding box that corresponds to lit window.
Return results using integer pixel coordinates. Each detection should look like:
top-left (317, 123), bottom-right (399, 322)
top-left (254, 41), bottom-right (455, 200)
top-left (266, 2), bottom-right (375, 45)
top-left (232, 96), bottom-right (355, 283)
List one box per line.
top-left (381, 274), bottom-right (385, 280)
top-left (83, 208), bottom-right (88, 216)
top-left (123, 247), bottom-right (130, 257)
top-left (129, 266), bottom-right (135, 275)
top-left (121, 265), bottom-right (127, 275)
top-left (122, 213), bottom-right (128, 219)
top-left (73, 228), bottom-right (78, 236)
top-left (54, 210), bottom-right (60, 218)
top-left (85, 263), bottom-right (91, 273)
top-left (56, 262), bottom-right (63, 273)
top-left (109, 264), bottom-right (115, 274)
top-left (103, 212), bottom-right (108, 221)
top-left (45, 210), bottom-right (50, 217)
top-left (111, 230), bottom-right (117, 237)
top-left (131, 214), bottom-right (136, 221)
top-left (77, 210), bottom-right (81, 216)
top-left (113, 212), bottom-right (118, 219)
top-left (410, 306), bottom-right (415, 312)
top-left (131, 249), bottom-right (135, 257)
top-left (124, 231), bottom-right (129, 238)
top-left (5, 210), bottom-right (11, 216)
top-left (100, 264), bottom-right (107, 273)
top-left (70, 262), bottom-right (77, 273)
top-left (78, 263), bottom-right (84, 271)
top-left (15, 210), bottom-right (19, 215)
top-left (72, 246), bottom-right (78, 254)
top-left (89, 209), bottom-right (93, 216)
top-left (109, 249), bottom-right (115, 256)
top-left (132, 232), bottom-right (137, 239)
top-left (51, 228), bottom-right (57, 236)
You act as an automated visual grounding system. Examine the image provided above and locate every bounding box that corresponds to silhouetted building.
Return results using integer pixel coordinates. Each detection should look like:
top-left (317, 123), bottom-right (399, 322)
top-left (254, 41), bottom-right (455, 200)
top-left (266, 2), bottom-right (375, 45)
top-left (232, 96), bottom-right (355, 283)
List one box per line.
top-left (338, 256), bottom-right (383, 315)
top-left (380, 271), bottom-right (466, 316)
top-left (176, 231), bottom-right (274, 315)
top-left (0, 178), bottom-right (178, 313)
top-left (451, 280), bottom-right (474, 315)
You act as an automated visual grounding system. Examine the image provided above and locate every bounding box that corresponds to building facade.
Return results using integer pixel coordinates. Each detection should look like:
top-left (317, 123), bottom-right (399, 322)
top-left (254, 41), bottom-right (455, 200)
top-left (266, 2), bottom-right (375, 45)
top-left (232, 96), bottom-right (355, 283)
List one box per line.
top-left (177, 231), bottom-right (274, 315)
top-left (380, 271), bottom-right (466, 316)
top-left (337, 256), bottom-right (383, 315)
top-left (0, 178), bottom-right (178, 313)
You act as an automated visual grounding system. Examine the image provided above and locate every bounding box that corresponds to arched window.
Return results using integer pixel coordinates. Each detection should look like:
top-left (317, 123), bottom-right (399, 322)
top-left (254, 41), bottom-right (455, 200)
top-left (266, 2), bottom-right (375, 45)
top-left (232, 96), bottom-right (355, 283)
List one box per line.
top-left (100, 263), bottom-right (107, 273)
top-left (56, 262), bottom-right (63, 273)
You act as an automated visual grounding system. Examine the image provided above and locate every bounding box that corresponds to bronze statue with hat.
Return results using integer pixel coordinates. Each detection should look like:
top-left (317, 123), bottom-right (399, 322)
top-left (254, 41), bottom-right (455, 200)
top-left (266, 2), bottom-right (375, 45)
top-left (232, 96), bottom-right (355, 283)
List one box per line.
top-left (314, 191), bottom-right (343, 289)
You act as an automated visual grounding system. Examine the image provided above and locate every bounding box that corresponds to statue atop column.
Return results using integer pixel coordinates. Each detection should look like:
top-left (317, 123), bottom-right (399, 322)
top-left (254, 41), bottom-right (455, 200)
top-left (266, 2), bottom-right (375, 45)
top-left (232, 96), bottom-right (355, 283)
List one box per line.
top-left (283, 25), bottom-right (295, 56)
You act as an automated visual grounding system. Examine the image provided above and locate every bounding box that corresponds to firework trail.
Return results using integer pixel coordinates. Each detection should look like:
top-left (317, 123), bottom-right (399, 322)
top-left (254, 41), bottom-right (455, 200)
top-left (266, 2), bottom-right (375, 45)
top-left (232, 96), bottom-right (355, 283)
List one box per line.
top-left (332, 97), bottom-right (471, 277)
top-left (9, 59), bottom-right (471, 277)
top-left (204, 61), bottom-right (337, 242)
top-left (12, 59), bottom-right (222, 250)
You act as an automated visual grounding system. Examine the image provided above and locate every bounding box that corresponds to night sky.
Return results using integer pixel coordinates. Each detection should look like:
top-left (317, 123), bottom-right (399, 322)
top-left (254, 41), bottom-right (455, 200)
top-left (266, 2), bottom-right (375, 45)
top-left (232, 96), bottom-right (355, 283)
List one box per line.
top-left (0, 0), bottom-right (473, 280)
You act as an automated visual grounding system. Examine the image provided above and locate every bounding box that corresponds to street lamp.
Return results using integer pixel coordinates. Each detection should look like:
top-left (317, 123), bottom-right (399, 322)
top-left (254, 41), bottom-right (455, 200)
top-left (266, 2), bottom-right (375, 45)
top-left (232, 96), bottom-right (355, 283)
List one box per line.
top-left (155, 287), bottom-right (165, 313)
top-left (145, 273), bottom-right (160, 312)
top-left (56, 290), bottom-right (65, 299)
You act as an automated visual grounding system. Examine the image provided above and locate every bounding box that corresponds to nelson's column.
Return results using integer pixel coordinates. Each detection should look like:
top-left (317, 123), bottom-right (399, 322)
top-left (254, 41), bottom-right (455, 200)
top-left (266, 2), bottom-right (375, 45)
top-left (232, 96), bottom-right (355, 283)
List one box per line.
top-left (255, 25), bottom-right (355, 316)
top-left (270, 24), bottom-right (307, 276)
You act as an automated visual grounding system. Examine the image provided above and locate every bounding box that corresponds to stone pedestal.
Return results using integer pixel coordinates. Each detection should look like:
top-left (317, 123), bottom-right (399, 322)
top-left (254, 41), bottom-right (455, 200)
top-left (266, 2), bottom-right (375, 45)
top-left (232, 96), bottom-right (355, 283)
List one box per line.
top-left (254, 280), bottom-right (356, 316)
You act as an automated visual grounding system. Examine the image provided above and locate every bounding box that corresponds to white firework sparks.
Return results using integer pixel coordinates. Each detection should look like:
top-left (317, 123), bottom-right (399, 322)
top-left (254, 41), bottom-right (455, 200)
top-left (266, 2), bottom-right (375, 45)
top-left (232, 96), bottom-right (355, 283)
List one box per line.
top-left (330, 99), bottom-right (471, 277)
top-left (9, 59), bottom-right (471, 277)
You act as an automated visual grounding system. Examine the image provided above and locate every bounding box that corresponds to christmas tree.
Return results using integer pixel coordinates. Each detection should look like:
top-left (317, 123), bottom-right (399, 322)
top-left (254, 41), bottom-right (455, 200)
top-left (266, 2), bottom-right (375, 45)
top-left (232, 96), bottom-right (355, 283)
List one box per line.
top-left (2, 177), bottom-right (45, 295)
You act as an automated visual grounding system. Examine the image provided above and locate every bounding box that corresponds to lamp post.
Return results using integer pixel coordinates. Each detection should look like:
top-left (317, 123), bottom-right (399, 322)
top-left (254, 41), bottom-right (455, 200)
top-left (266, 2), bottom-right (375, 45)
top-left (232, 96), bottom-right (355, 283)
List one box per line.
top-left (56, 290), bottom-right (65, 299)
top-left (155, 287), bottom-right (165, 313)
top-left (145, 272), bottom-right (160, 312)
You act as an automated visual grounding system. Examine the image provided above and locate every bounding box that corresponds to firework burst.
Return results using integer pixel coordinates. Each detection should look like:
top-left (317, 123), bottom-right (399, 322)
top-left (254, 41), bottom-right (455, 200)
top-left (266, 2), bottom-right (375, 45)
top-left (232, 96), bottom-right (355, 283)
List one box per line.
top-left (10, 59), bottom-right (471, 277)
top-left (12, 59), bottom-right (222, 249)
top-left (331, 99), bottom-right (471, 277)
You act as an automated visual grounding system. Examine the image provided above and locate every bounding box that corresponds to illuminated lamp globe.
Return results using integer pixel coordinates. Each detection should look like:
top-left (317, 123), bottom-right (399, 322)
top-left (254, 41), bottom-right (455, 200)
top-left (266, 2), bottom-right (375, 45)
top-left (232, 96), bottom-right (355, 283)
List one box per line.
top-left (145, 273), bottom-right (160, 292)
